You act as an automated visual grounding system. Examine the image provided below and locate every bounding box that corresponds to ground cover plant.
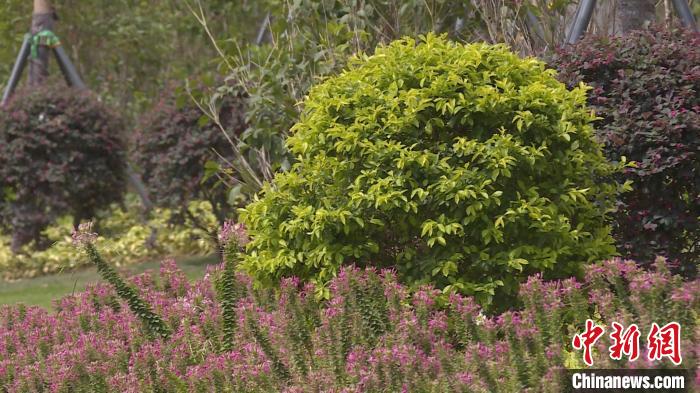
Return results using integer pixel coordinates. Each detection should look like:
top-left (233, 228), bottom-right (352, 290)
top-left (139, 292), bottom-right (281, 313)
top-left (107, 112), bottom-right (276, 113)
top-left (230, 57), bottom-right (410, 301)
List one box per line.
top-left (552, 27), bottom-right (700, 277)
top-left (0, 85), bottom-right (126, 252)
top-left (0, 247), bottom-right (696, 392)
top-left (0, 195), bottom-right (215, 280)
top-left (240, 34), bottom-right (626, 307)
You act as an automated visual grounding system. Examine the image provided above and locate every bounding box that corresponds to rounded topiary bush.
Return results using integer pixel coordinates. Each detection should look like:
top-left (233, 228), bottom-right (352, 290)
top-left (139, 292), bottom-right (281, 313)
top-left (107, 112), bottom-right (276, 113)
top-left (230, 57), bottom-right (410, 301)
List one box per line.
top-left (0, 85), bottom-right (126, 251)
top-left (240, 34), bottom-right (623, 306)
top-left (552, 28), bottom-right (699, 277)
top-left (132, 84), bottom-right (247, 238)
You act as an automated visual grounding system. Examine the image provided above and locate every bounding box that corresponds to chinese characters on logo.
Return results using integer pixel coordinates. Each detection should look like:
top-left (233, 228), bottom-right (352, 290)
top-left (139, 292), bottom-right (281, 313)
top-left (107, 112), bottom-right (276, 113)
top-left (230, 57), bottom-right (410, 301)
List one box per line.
top-left (572, 319), bottom-right (605, 366)
top-left (609, 322), bottom-right (640, 361)
top-left (572, 319), bottom-right (682, 366)
top-left (647, 322), bottom-right (682, 365)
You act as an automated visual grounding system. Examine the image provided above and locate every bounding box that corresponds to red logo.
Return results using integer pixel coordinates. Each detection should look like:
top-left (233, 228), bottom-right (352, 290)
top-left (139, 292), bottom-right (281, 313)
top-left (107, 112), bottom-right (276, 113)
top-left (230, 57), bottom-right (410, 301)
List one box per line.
top-left (572, 319), bottom-right (605, 366)
top-left (609, 322), bottom-right (640, 361)
top-left (572, 321), bottom-right (682, 366)
top-left (647, 322), bottom-right (682, 365)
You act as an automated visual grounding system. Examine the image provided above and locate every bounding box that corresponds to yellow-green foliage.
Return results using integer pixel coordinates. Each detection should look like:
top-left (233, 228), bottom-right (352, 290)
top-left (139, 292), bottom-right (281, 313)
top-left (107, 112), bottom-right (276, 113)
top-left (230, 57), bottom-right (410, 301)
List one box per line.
top-left (0, 195), bottom-right (216, 280)
top-left (241, 34), bottom-right (625, 307)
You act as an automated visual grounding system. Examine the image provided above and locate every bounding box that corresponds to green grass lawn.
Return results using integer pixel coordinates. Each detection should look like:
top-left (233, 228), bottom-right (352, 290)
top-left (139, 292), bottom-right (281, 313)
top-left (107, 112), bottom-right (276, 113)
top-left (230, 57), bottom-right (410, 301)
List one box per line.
top-left (0, 254), bottom-right (218, 310)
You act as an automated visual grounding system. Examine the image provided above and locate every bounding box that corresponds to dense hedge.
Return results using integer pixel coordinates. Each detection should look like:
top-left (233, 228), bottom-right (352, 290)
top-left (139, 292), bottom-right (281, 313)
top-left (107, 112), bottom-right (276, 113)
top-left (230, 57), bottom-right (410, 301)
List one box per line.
top-left (552, 28), bottom-right (700, 277)
top-left (0, 85), bottom-right (126, 251)
top-left (132, 85), bottom-right (247, 235)
top-left (240, 34), bottom-right (623, 306)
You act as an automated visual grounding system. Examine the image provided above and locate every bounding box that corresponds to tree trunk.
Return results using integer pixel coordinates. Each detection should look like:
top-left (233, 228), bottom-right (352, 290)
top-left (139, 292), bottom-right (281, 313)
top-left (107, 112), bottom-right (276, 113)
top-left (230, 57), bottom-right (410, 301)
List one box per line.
top-left (28, 0), bottom-right (55, 86)
top-left (614, 0), bottom-right (657, 34)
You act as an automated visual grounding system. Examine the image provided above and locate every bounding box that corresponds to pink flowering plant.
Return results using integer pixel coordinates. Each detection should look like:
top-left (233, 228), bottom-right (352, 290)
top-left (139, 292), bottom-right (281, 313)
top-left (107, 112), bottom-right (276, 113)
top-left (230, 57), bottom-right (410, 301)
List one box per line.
top-left (0, 245), bottom-right (696, 392)
top-left (217, 220), bottom-right (249, 352)
top-left (71, 222), bottom-right (171, 340)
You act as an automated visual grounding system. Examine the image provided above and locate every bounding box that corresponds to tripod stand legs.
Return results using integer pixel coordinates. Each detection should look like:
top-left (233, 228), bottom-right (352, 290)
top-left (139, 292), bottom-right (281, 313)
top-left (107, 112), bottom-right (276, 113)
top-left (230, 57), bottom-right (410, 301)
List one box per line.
top-left (54, 46), bottom-right (86, 89)
top-left (566, 0), bottom-right (697, 44)
top-left (1, 33), bottom-right (86, 106)
top-left (1, 35), bottom-right (31, 106)
top-left (566, 0), bottom-right (597, 44)
top-left (671, 0), bottom-right (699, 31)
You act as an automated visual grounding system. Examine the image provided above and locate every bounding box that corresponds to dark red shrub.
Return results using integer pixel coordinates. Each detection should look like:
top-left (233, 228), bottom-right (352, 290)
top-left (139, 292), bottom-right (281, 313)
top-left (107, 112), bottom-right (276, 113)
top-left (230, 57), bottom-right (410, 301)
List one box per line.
top-left (132, 85), bottom-right (247, 238)
top-left (0, 85), bottom-right (127, 251)
top-left (551, 28), bottom-right (699, 277)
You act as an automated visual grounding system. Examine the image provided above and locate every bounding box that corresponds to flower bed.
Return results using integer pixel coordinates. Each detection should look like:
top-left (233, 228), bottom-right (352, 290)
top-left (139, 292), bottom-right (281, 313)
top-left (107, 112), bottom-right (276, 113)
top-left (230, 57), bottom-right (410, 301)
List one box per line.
top-left (0, 258), bottom-right (696, 392)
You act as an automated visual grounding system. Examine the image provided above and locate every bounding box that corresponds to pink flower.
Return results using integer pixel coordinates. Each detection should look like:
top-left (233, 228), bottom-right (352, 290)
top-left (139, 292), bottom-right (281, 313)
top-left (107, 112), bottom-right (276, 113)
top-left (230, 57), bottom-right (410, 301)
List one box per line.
top-left (219, 220), bottom-right (249, 247)
top-left (71, 221), bottom-right (97, 246)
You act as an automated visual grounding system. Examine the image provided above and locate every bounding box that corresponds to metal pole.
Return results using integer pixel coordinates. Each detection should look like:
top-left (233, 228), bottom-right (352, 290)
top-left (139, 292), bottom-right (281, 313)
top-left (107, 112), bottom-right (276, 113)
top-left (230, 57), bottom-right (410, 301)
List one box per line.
top-left (53, 46), bottom-right (86, 89)
top-left (526, 10), bottom-right (545, 43)
top-left (255, 12), bottom-right (271, 46)
top-left (126, 164), bottom-right (154, 212)
top-left (566, 0), bottom-right (597, 44)
top-left (1, 35), bottom-right (31, 106)
top-left (671, 0), bottom-right (699, 31)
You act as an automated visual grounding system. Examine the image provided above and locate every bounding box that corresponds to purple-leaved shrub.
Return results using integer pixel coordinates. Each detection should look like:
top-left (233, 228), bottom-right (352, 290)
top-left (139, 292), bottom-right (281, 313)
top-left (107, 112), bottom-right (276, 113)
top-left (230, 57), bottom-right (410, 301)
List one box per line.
top-left (0, 258), bottom-right (696, 392)
top-left (0, 85), bottom-right (126, 252)
top-left (552, 27), bottom-right (700, 277)
top-left (132, 84), bottom-right (247, 242)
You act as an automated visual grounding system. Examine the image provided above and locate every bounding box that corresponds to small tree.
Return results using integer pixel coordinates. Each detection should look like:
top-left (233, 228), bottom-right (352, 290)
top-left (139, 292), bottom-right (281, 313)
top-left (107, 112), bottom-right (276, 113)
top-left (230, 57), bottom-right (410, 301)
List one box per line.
top-left (28, 0), bottom-right (55, 86)
top-left (0, 85), bottom-right (127, 251)
top-left (132, 85), bottom-right (247, 245)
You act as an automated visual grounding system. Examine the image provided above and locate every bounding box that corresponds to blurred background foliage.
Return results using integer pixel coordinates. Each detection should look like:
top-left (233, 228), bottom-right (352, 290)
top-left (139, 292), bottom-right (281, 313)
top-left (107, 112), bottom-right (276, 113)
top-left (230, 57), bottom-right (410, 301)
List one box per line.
top-left (1, 0), bottom-right (698, 278)
top-left (0, 194), bottom-right (216, 280)
top-left (2, 0), bottom-right (698, 128)
top-left (198, 0), bottom-right (700, 188)
top-left (0, 0), bottom-right (267, 122)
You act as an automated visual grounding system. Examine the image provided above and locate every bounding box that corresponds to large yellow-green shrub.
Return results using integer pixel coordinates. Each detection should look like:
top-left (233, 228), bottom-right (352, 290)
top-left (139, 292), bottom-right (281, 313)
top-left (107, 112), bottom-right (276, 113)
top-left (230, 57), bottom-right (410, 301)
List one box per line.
top-left (240, 35), bottom-right (625, 306)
